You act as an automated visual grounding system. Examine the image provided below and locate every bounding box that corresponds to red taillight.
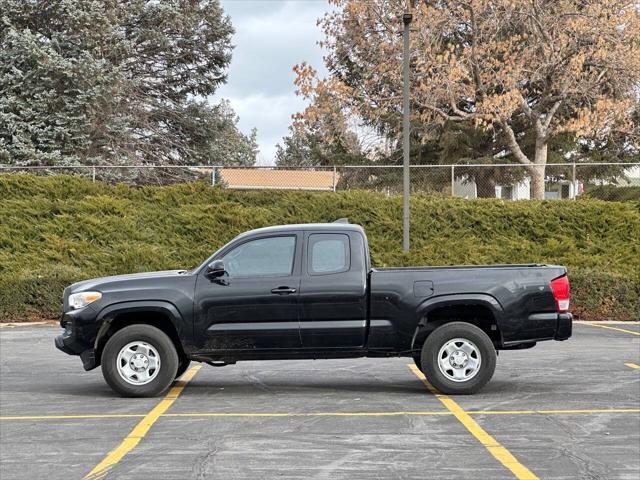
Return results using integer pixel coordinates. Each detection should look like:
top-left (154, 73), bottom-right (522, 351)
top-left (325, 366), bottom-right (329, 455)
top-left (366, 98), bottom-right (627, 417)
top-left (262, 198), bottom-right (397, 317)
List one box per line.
top-left (550, 275), bottom-right (570, 312)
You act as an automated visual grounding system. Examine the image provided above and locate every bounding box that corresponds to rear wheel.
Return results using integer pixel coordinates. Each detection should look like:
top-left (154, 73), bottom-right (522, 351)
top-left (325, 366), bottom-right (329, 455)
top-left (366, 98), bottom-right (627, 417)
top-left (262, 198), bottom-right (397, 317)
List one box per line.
top-left (421, 322), bottom-right (496, 395)
top-left (101, 324), bottom-right (178, 397)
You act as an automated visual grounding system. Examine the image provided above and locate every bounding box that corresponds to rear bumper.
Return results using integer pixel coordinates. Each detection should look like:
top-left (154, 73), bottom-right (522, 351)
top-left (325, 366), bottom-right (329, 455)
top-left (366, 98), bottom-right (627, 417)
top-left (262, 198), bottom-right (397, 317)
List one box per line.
top-left (554, 312), bottom-right (572, 341)
top-left (502, 312), bottom-right (573, 347)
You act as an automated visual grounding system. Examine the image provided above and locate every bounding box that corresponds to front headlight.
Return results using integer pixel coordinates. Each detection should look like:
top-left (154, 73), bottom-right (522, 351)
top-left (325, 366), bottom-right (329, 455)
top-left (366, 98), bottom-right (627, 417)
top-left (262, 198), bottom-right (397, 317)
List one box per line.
top-left (68, 291), bottom-right (102, 310)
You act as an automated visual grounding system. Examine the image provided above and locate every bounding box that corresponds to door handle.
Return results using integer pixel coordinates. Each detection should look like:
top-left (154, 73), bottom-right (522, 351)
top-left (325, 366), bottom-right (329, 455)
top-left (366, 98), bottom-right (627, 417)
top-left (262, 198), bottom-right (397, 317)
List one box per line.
top-left (271, 286), bottom-right (297, 295)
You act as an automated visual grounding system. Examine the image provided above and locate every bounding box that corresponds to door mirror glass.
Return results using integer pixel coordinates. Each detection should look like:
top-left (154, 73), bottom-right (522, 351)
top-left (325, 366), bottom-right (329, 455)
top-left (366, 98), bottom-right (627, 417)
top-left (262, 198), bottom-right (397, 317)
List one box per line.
top-left (206, 259), bottom-right (226, 277)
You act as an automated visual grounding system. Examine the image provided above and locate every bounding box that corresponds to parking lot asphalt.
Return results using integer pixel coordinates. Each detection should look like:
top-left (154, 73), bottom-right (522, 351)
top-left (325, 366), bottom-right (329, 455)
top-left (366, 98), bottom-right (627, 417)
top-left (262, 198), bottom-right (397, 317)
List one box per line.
top-left (1, 322), bottom-right (639, 480)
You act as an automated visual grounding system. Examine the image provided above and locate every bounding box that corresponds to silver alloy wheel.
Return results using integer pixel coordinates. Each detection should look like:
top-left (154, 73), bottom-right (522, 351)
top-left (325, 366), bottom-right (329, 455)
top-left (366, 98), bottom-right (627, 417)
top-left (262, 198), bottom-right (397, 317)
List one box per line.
top-left (437, 338), bottom-right (482, 383)
top-left (116, 341), bottom-right (161, 385)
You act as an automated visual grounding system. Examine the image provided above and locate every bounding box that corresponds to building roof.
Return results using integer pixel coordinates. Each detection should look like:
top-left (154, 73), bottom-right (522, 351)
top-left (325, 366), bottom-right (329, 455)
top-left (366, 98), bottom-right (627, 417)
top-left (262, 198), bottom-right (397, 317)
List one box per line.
top-left (219, 168), bottom-right (337, 191)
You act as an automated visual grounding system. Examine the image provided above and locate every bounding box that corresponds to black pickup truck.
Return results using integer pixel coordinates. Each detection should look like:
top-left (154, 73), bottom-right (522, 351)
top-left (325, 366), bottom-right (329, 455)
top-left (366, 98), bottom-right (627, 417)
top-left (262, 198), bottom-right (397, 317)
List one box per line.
top-left (56, 222), bottom-right (572, 397)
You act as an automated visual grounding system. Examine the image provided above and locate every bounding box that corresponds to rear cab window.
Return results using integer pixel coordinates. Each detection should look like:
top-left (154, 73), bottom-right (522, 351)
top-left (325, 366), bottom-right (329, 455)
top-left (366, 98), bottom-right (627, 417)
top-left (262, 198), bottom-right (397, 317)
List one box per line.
top-left (308, 233), bottom-right (351, 275)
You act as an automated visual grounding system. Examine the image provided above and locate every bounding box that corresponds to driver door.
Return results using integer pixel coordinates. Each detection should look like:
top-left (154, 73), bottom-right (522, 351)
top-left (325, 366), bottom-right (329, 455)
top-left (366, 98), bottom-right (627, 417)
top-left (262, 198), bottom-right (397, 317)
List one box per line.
top-left (194, 233), bottom-right (302, 352)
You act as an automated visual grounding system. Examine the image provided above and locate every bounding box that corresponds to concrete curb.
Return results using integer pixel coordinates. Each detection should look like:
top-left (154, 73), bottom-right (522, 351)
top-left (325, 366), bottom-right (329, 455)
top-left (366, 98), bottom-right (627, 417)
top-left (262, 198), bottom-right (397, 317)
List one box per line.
top-left (0, 321), bottom-right (58, 328)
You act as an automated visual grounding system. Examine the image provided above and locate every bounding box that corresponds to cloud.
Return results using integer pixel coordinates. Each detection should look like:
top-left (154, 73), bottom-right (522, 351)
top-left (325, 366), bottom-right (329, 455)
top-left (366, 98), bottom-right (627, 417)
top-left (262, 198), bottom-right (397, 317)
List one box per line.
top-left (223, 92), bottom-right (308, 163)
top-left (212, 0), bottom-right (331, 164)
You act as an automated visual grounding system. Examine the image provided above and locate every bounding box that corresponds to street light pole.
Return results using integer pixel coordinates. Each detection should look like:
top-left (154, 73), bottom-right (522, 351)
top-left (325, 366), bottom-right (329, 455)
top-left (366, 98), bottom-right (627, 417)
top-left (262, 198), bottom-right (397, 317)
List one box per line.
top-left (402, 9), bottom-right (412, 252)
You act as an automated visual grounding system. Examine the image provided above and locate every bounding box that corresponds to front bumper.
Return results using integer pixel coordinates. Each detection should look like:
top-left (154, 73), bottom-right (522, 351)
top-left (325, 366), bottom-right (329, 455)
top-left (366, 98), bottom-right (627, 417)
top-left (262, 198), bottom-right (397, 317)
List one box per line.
top-left (54, 334), bottom-right (76, 355)
top-left (54, 307), bottom-right (100, 370)
top-left (55, 333), bottom-right (98, 371)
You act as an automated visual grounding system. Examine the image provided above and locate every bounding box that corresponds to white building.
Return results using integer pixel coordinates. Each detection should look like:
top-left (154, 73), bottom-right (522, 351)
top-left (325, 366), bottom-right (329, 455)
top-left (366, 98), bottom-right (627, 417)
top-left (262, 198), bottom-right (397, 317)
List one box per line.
top-left (453, 177), bottom-right (579, 200)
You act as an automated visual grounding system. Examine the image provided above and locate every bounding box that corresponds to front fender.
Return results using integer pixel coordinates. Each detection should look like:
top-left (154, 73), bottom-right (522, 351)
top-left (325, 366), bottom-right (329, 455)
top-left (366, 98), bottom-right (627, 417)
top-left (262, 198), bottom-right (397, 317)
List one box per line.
top-left (410, 294), bottom-right (505, 350)
top-left (94, 300), bottom-right (186, 349)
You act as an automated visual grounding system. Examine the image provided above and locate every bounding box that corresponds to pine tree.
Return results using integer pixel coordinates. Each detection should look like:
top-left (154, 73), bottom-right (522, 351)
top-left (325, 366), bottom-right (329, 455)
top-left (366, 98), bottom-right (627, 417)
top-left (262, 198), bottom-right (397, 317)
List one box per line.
top-left (0, 0), bottom-right (256, 167)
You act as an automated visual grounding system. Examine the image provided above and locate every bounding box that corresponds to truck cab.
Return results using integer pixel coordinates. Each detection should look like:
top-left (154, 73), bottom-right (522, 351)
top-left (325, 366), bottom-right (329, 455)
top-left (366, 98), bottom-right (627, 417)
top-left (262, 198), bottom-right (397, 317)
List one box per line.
top-left (194, 223), bottom-right (369, 354)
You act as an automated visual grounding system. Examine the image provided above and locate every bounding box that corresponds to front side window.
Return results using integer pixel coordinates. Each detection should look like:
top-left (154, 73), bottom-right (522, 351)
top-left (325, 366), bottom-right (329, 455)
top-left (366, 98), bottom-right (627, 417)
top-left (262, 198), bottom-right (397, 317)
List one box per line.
top-left (308, 233), bottom-right (350, 275)
top-left (224, 236), bottom-right (295, 278)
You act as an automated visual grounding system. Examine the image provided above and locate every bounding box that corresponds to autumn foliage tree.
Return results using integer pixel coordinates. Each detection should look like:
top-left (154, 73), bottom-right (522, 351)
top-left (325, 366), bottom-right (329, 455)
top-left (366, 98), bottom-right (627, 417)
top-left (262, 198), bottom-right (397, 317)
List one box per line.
top-left (296, 0), bottom-right (640, 199)
top-left (276, 63), bottom-right (368, 167)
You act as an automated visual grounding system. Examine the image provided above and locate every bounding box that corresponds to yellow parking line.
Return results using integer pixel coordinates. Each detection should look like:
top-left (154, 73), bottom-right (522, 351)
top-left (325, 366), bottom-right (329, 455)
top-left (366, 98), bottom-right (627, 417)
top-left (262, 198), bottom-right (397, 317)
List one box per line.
top-left (2, 408), bottom-right (639, 422)
top-left (408, 364), bottom-right (538, 480)
top-left (579, 322), bottom-right (640, 336)
top-left (83, 365), bottom-right (201, 480)
top-left (0, 414), bottom-right (146, 421)
top-left (575, 321), bottom-right (640, 325)
top-left (164, 411), bottom-right (452, 418)
top-left (466, 408), bottom-right (640, 415)
top-left (625, 362), bottom-right (640, 370)
top-left (164, 408), bottom-right (640, 418)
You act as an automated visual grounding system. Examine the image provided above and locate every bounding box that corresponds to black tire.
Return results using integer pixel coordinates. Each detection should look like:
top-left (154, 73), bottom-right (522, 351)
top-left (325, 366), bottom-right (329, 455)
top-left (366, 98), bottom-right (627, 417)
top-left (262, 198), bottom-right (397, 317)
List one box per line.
top-left (101, 324), bottom-right (179, 397)
top-left (421, 322), bottom-right (496, 395)
top-left (175, 357), bottom-right (191, 379)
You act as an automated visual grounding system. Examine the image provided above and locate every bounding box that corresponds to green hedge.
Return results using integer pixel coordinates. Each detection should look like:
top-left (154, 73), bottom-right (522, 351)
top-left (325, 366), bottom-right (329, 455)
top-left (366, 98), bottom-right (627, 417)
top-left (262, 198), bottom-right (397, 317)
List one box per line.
top-left (1, 174), bottom-right (638, 321)
top-left (584, 185), bottom-right (640, 202)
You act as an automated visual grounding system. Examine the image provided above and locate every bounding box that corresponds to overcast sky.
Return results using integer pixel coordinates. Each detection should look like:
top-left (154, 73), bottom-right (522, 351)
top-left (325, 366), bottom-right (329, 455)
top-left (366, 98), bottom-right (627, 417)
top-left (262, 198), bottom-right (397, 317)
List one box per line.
top-left (213, 0), bottom-right (331, 165)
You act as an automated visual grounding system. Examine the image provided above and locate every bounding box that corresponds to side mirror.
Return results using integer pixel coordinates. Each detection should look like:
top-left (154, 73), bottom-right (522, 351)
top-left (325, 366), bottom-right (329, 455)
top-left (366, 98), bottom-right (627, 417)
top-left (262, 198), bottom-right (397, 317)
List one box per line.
top-left (206, 259), bottom-right (226, 278)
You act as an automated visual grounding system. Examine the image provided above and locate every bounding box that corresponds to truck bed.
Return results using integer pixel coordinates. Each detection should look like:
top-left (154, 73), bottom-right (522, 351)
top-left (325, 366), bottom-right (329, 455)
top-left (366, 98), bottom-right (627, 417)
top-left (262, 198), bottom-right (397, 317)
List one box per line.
top-left (373, 263), bottom-right (547, 271)
top-left (367, 264), bottom-right (567, 350)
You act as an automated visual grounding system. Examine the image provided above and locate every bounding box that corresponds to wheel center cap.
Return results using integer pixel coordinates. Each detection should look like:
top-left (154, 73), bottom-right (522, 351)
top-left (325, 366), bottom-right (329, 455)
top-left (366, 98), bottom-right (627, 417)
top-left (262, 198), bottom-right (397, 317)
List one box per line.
top-left (449, 350), bottom-right (468, 368)
top-left (130, 353), bottom-right (149, 371)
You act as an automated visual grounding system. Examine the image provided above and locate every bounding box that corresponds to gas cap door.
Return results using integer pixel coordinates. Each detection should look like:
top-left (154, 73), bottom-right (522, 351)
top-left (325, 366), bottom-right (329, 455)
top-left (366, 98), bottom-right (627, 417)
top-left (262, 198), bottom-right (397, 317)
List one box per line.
top-left (413, 280), bottom-right (434, 297)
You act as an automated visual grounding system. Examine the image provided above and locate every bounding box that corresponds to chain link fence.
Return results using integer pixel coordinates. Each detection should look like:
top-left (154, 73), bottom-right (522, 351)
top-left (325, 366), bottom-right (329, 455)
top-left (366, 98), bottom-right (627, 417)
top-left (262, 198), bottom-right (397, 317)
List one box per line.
top-left (1, 163), bottom-right (639, 200)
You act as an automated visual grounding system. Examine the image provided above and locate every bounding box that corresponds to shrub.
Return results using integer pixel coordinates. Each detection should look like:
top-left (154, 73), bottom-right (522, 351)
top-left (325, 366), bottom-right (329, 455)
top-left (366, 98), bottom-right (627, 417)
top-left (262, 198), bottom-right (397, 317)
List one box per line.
top-left (1, 174), bottom-right (638, 321)
top-left (584, 185), bottom-right (640, 202)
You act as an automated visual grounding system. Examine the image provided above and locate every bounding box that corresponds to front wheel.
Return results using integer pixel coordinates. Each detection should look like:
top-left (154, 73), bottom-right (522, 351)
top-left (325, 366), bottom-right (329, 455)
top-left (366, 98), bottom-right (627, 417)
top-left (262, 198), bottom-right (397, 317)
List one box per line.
top-left (412, 352), bottom-right (422, 372)
top-left (175, 357), bottom-right (191, 379)
top-left (421, 322), bottom-right (496, 395)
top-left (101, 324), bottom-right (179, 397)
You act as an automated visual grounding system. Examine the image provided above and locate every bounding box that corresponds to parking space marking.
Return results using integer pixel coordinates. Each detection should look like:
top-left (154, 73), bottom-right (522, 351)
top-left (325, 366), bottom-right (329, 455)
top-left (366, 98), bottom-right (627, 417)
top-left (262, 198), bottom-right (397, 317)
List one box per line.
top-left (2, 409), bottom-right (639, 422)
top-left (164, 411), bottom-right (453, 417)
top-left (163, 408), bottom-right (640, 418)
top-left (408, 364), bottom-right (538, 480)
top-left (468, 408), bottom-right (640, 415)
top-left (83, 365), bottom-right (201, 480)
top-left (625, 362), bottom-right (640, 370)
top-left (579, 322), bottom-right (640, 336)
top-left (0, 414), bottom-right (146, 421)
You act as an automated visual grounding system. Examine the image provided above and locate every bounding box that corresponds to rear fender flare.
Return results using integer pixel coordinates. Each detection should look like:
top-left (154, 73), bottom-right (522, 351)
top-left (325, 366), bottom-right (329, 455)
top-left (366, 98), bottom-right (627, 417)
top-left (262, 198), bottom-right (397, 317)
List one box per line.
top-left (410, 294), bottom-right (504, 351)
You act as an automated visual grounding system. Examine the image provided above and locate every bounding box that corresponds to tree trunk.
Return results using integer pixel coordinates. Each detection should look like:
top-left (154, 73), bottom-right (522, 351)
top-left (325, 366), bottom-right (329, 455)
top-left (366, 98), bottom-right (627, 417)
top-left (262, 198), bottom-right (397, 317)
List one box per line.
top-left (530, 171), bottom-right (545, 200)
top-left (529, 140), bottom-right (548, 200)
